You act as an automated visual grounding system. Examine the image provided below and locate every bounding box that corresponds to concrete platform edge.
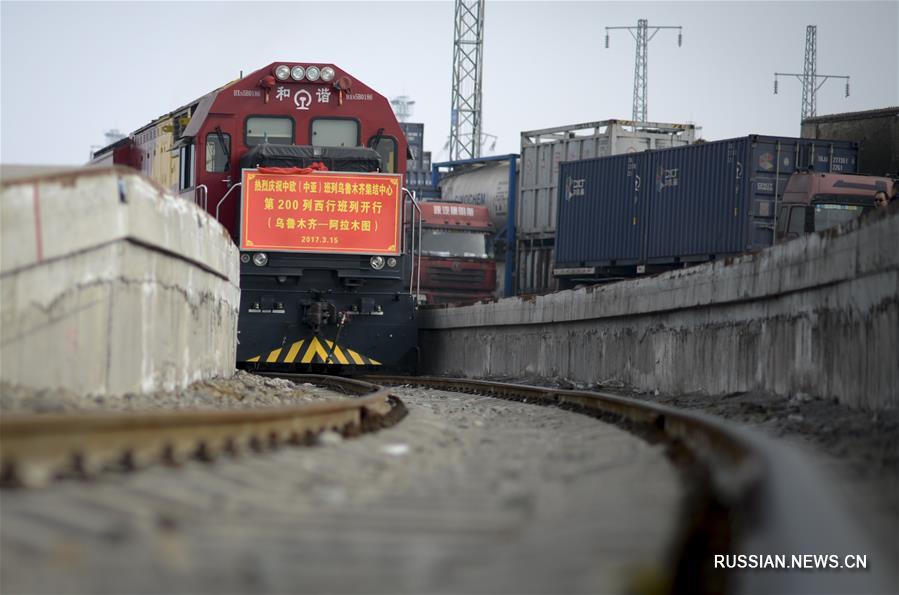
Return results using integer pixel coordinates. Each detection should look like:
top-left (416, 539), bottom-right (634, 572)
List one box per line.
top-left (1, 166), bottom-right (240, 395)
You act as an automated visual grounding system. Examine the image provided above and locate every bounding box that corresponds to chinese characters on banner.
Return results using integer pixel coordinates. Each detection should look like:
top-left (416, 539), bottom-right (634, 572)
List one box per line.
top-left (241, 171), bottom-right (402, 254)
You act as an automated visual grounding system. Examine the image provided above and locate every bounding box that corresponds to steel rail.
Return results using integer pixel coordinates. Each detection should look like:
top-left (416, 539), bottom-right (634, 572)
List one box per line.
top-left (0, 375), bottom-right (404, 488)
top-left (364, 375), bottom-right (892, 595)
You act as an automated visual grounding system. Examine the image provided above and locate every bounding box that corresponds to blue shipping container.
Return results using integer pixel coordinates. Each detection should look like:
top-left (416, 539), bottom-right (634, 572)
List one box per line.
top-left (555, 135), bottom-right (858, 269)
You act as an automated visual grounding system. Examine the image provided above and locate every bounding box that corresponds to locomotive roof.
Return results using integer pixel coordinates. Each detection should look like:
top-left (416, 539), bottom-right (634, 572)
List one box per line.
top-left (90, 83), bottom-right (231, 159)
top-left (240, 144), bottom-right (383, 173)
top-left (90, 62), bottom-right (407, 162)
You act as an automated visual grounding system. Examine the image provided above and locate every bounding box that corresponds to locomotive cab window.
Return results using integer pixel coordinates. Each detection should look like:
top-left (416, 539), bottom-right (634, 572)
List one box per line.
top-left (311, 118), bottom-right (359, 148)
top-left (368, 136), bottom-right (397, 173)
top-left (245, 116), bottom-right (294, 146)
top-left (178, 143), bottom-right (195, 191)
top-left (205, 132), bottom-right (231, 172)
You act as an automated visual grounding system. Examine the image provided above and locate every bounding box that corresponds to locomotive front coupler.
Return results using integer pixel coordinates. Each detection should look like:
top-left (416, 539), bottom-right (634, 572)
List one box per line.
top-left (302, 300), bottom-right (337, 334)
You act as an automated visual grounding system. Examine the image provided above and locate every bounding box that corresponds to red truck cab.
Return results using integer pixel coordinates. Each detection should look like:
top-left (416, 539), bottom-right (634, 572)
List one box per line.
top-left (412, 202), bottom-right (495, 305)
top-left (776, 172), bottom-right (895, 242)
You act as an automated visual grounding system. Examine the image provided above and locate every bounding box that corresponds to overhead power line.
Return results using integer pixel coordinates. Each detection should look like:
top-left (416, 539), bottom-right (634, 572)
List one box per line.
top-left (605, 19), bottom-right (683, 123)
top-left (774, 25), bottom-right (850, 123)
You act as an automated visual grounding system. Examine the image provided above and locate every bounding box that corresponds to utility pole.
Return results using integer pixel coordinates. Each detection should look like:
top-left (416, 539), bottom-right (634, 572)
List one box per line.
top-left (605, 19), bottom-right (682, 123)
top-left (774, 25), bottom-right (850, 122)
top-left (448, 0), bottom-right (485, 160)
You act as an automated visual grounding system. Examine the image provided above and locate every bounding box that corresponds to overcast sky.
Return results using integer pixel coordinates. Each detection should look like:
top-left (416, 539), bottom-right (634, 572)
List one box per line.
top-left (1, 1), bottom-right (896, 165)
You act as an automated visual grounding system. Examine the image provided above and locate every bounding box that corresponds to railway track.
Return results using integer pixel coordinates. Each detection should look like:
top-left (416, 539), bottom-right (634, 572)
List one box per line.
top-left (360, 375), bottom-right (891, 595)
top-left (0, 375), bottom-right (405, 488)
top-left (1, 374), bottom-right (891, 594)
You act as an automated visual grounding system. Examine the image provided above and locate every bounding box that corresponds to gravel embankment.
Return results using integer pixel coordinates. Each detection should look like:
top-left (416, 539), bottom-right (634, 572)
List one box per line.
top-left (0, 371), bottom-right (353, 415)
top-left (0, 385), bottom-right (683, 594)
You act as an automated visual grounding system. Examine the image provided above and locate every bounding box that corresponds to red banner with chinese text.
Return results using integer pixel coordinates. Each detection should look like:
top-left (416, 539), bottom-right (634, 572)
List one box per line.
top-left (240, 170), bottom-right (402, 255)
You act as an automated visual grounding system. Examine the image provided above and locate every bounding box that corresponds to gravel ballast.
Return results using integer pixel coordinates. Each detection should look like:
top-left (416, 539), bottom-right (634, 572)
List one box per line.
top-left (0, 371), bottom-right (353, 415)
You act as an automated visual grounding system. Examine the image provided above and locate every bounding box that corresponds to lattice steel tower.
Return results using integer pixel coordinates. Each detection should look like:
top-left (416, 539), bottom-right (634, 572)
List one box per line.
top-left (448, 0), bottom-right (485, 160)
top-left (774, 25), bottom-right (850, 122)
top-left (391, 96), bottom-right (415, 122)
top-left (605, 19), bottom-right (682, 123)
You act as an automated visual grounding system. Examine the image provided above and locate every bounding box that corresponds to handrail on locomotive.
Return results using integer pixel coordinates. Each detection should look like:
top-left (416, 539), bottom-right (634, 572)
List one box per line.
top-left (403, 187), bottom-right (423, 300)
top-left (195, 184), bottom-right (208, 212)
top-left (215, 182), bottom-right (243, 222)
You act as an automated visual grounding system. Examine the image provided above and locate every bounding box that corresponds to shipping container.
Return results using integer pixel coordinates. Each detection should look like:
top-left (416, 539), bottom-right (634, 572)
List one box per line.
top-left (554, 135), bottom-right (859, 281)
top-left (517, 119), bottom-right (697, 239)
top-left (802, 107), bottom-right (899, 176)
top-left (400, 122), bottom-right (425, 169)
top-left (516, 236), bottom-right (556, 295)
top-left (514, 119), bottom-right (697, 294)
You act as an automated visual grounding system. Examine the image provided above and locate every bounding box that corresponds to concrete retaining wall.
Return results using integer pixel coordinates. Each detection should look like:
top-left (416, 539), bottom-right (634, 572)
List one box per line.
top-left (1, 166), bottom-right (240, 396)
top-left (420, 207), bottom-right (899, 410)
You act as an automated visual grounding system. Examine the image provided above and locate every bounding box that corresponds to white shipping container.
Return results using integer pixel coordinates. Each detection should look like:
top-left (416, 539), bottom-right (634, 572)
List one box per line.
top-left (517, 119), bottom-right (697, 237)
top-left (515, 119), bottom-right (697, 294)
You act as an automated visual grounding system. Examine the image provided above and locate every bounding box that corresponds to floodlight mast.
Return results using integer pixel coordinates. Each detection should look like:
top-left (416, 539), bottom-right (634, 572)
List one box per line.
top-left (605, 19), bottom-right (683, 123)
top-left (448, 0), bottom-right (486, 160)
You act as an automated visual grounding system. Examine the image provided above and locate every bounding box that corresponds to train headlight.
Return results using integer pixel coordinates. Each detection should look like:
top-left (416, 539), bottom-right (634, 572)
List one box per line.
top-left (240, 253), bottom-right (251, 264)
top-left (305, 66), bottom-right (321, 81)
top-left (370, 256), bottom-right (385, 270)
top-left (290, 65), bottom-right (305, 81)
top-left (320, 66), bottom-right (335, 82)
top-left (386, 257), bottom-right (398, 268)
top-left (274, 65), bottom-right (291, 81)
top-left (252, 252), bottom-right (269, 267)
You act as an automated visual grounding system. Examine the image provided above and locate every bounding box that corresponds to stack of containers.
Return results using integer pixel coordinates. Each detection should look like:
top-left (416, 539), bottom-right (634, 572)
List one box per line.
top-left (554, 134), bottom-right (859, 279)
top-left (400, 122), bottom-right (437, 198)
top-left (516, 119), bottom-right (697, 294)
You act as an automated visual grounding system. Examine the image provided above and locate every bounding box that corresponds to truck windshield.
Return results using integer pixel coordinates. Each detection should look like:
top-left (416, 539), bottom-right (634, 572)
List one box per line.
top-left (420, 230), bottom-right (491, 259)
top-left (813, 203), bottom-right (867, 231)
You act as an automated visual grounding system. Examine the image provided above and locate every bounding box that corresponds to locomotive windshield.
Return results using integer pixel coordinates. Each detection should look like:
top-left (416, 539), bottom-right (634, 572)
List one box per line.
top-left (420, 229), bottom-right (492, 259)
top-left (311, 118), bottom-right (359, 147)
top-left (245, 117), bottom-right (294, 146)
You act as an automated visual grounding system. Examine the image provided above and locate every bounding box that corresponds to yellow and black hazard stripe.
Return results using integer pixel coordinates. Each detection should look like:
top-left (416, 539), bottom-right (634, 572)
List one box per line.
top-left (246, 337), bottom-right (381, 366)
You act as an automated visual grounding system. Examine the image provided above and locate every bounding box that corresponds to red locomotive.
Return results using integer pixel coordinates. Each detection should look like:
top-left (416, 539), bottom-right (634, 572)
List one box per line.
top-left (93, 62), bottom-right (420, 371)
